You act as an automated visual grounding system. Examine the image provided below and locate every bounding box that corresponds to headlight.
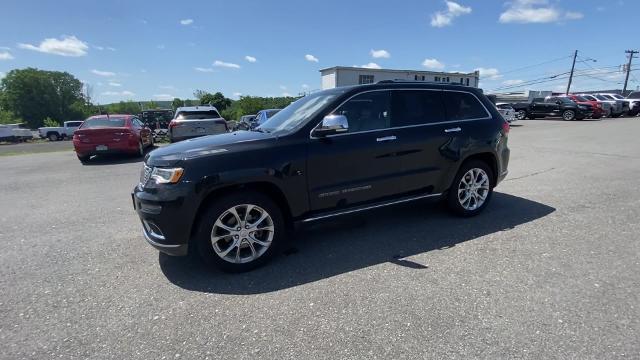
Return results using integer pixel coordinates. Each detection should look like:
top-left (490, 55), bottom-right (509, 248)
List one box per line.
top-left (150, 167), bottom-right (184, 184)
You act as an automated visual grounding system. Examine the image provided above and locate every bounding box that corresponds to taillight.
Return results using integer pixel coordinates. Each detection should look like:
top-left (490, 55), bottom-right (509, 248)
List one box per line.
top-left (502, 120), bottom-right (510, 134)
top-left (114, 130), bottom-right (133, 137)
top-left (169, 120), bottom-right (178, 129)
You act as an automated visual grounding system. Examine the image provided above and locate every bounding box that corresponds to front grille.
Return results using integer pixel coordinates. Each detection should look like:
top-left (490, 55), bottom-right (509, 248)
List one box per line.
top-left (139, 165), bottom-right (152, 189)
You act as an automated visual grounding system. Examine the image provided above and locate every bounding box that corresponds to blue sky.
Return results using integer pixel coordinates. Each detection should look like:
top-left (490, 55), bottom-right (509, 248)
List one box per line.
top-left (0, 0), bottom-right (638, 104)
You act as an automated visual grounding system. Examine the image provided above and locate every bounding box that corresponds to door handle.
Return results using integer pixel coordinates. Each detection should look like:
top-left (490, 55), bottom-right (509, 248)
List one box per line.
top-left (444, 127), bottom-right (461, 133)
top-left (376, 135), bottom-right (397, 142)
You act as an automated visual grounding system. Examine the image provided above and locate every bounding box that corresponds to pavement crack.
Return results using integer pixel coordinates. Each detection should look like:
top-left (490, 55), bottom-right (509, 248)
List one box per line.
top-left (506, 167), bottom-right (556, 181)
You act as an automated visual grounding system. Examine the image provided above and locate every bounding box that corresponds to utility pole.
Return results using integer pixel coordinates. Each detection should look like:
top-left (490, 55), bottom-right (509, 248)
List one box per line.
top-left (566, 50), bottom-right (578, 95)
top-left (622, 50), bottom-right (638, 94)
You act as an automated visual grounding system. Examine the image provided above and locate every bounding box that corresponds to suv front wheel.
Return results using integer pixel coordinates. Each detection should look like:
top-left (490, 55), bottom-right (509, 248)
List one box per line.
top-left (196, 191), bottom-right (285, 272)
top-left (447, 160), bottom-right (494, 217)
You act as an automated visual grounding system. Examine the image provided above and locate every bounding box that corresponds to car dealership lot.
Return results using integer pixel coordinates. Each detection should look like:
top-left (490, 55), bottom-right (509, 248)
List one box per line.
top-left (1, 118), bottom-right (639, 359)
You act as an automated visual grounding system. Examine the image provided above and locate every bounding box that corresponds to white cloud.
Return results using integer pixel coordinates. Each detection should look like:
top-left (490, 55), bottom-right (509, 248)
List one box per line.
top-left (159, 85), bottom-right (176, 90)
top-left (476, 67), bottom-right (502, 80)
top-left (18, 35), bottom-right (88, 57)
top-left (431, 1), bottom-right (472, 27)
top-left (102, 90), bottom-right (135, 97)
top-left (0, 72), bottom-right (5, 79)
top-left (422, 58), bottom-right (445, 70)
top-left (180, 19), bottom-right (194, 25)
top-left (153, 94), bottom-right (174, 101)
top-left (108, 82), bottom-right (122, 87)
top-left (213, 60), bottom-right (241, 69)
top-left (305, 54), bottom-right (319, 62)
top-left (499, 0), bottom-right (583, 24)
top-left (302, 84), bottom-right (309, 89)
top-left (91, 69), bottom-right (116, 77)
top-left (233, 92), bottom-right (243, 98)
top-left (245, 55), bottom-right (257, 63)
top-left (194, 67), bottom-right (214, 72)
top-left (502, 79), bottom-right (524, 86)
top-left (565, 11), bottom-right (584, 20)
top-left (370, 49), bottom-right (390, 58)
top-left (93, 45), bottom-right (104, 51)
top-left (0, 51), bottom-right (14, 60)
top-left (360, 62), bottom-right (382, 69)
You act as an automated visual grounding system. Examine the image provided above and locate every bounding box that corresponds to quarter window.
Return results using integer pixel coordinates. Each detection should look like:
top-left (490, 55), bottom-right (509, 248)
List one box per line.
top-left (333, 91), bottom-right (391, 133)
top-left (358, 75), bottom-right (375, 85)
top-left (391, 90), bottom-right (445, 126)
top-left (442, 92), bottom-right (488, 121)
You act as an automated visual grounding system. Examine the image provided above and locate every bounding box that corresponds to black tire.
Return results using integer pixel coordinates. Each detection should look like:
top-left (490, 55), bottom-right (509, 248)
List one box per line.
top-left (48, 133), bottom-right (59, 141)
top-left (195, 191), bottom-right (285, 272)
top-left (628, 110), bottom-right (639, 117)
top-left (516, 110), bottom-right (527, 120)
top-left (611, 112), bottom-right (621, 118)
top-left (137, 141), bottom-right (144, 157)
top-left (447, 160), bottom-right (495, 217)
top-left (562, 109), bottom-right (576, 121)
top-left (77, 154), bottom-right (91, 164)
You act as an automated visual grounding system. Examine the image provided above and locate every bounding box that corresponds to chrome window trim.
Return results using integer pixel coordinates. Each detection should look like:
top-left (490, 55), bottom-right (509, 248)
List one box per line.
top-left (309, 88), bottom-right (492, 139)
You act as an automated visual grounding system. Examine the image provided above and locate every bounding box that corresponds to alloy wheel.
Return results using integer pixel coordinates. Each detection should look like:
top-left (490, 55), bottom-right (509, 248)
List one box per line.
top-left (210, 204), bottom-right (275, 264)
top-left (457, 168), bottom-right (490, 211)
top-left (563, 110), bottom-right (575, 121)
top-left (517, 110), bottom-right (527, 120)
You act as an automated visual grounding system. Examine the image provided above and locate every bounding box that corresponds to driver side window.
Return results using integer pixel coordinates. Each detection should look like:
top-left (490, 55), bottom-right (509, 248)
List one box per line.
top-left (333, 91), bottom-right (391, 133)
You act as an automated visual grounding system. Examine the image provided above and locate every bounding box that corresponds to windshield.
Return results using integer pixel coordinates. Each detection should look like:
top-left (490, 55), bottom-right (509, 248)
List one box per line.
top-left (595, 95), bottom-right (609, 101)
top-left (176, 110), bottom-right (221, 120)
top-left (581, 95), bottom-right (596, 101)
top-left (258, 90), bottom-right (344, 133)
top-left (610, 94), bottom-right (624, 99)
top-left (573, 96), bottom-right (588, 102)
top-left (601, 95), bottom-right (615, 100)
top-left (81, 117), bottom-right (126, 128)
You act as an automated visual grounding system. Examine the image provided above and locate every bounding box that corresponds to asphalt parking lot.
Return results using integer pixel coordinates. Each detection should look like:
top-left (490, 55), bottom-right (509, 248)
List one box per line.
top-left (1, 117), bottom-right (639, 359)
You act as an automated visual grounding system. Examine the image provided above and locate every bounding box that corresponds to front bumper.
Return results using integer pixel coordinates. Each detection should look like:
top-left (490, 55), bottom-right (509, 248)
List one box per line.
top-left (132, 183), bottom-right (198, 256)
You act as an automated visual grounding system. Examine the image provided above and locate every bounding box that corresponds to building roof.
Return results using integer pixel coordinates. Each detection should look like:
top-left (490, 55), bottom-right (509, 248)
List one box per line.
top-left (319, 66), bottom-right (478, 76)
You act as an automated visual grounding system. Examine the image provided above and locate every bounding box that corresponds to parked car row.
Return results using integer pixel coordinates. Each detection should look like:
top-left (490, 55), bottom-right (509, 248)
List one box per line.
top-left (510, 92), bottom-right (639, 121)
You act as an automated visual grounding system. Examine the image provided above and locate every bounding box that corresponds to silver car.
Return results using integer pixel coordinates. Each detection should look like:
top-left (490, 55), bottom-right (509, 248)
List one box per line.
top-left (168, 105), bottom-right (228, 143)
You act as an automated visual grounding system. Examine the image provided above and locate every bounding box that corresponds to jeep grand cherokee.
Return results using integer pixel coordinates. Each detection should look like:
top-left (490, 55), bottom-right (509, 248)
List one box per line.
top-left (133, 82), bottom-right (510, 272)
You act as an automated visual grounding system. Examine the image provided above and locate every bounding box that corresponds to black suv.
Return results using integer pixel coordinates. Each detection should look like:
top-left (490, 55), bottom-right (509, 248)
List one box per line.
top-left (133, 82), bottom-right (510, 272)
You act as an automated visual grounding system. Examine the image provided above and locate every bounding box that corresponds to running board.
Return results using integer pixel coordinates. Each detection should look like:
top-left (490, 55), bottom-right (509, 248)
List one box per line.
top-left (300, 193), bottom-right (442, 223)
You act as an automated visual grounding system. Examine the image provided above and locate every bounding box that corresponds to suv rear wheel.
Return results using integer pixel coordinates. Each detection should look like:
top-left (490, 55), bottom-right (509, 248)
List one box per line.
top-left (447, 160), bottom-right (494, 217)
top-left (516, 110), bottom-right (527, 120)
top-left (196, 191), bottom-right (284, 272)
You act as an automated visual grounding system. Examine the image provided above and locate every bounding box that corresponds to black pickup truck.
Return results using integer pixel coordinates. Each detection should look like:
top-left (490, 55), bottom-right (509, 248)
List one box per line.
top-left (512, 96), bottom-right (593, 121)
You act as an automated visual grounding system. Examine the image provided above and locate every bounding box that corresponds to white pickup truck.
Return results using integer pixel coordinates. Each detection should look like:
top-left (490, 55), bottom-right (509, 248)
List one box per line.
top-left (38, 120), bottom-right (83, 141)
top-left (0, 123), bottom-right (33, 142)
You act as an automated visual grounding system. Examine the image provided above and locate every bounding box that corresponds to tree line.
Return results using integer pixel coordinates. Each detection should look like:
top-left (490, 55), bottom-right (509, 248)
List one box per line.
top-left (0, 67), bottom-right (300, 128)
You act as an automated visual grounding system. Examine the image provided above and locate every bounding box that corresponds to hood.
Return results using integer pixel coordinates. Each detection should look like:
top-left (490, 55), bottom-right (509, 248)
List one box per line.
top-left (146, 130), bottom-right (274, 166)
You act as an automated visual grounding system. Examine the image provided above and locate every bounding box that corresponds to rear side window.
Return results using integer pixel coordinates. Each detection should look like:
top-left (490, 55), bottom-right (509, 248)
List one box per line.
top-left (82, 117), bottom-right (126, 128)
top-left (442, 92), bottom-right (489, 121)
top-left (176, 110), bottom-right (221, 120)
top-left (67, 121), bottom-right (82, 127)
top-left (391, 90), bottom-right (445, 126)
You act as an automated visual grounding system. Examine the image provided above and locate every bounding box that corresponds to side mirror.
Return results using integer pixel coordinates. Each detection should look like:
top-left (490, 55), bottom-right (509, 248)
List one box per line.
top-left (311, 115), bottom-right (349, 137)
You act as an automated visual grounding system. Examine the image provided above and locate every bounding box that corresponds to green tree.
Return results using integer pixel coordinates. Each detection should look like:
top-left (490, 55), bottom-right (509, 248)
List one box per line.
top-left (172, 98), bottom-right (184, 110)
top-left (184, 99), bottom-right (194, 106)
top-left (43, 117), bottom-right (59, 127)
top-left (0, 110), bottom-right (22, 125)
top-left (194, 90), bottom-right (232, 111)
top-left (106, 101), bottom-right (142, 114)
top-left (146, 100), bottom-right (159, 109)
top-left (0, 68), bottom-right (86, 128)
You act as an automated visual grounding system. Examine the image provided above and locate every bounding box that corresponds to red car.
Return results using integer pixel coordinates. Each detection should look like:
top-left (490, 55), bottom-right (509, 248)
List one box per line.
top-left (73, 114), bottom-right (154, 163)
top-left (561, 94), bottom-right (604, 119)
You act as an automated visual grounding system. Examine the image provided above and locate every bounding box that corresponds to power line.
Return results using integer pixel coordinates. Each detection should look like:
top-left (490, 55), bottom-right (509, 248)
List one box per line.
top-left (499, 54), bottom-right (574, 76)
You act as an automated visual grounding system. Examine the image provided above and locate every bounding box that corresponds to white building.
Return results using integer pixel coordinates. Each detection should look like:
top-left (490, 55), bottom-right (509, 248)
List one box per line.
top-left (320, 66), bottom-right (480, 90)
